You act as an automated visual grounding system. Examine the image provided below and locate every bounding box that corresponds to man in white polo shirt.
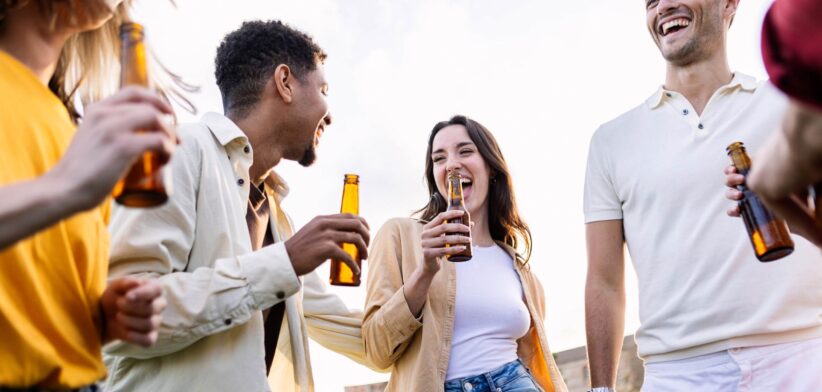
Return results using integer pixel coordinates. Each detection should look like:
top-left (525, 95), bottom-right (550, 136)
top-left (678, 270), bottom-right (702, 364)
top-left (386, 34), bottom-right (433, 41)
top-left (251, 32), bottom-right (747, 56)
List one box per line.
top-left (583, 0), bottom-right (822, 391)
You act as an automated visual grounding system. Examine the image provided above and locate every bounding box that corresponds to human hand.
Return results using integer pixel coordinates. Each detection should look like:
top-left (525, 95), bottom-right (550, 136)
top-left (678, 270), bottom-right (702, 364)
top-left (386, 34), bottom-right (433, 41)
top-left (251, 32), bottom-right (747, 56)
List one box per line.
top-left (101, 277), bottom-right (166, 347)
top-left (419, 210), bottom-right (471, 275)
top-left (284, 213), bottom-right (369, 276)
top-left (47, 86), bottom-right (177, 212)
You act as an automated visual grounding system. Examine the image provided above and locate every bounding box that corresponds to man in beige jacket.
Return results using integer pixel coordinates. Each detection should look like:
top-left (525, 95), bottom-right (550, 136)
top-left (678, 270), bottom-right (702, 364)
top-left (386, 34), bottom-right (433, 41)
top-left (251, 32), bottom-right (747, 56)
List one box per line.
top-left (102, 20), bottom-right (379, 391)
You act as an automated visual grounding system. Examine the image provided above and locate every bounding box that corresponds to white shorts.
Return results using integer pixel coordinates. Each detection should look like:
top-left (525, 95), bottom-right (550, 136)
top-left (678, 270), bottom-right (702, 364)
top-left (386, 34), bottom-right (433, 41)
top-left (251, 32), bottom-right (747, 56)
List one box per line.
top-left (642, 336), bottom-right (822, 391)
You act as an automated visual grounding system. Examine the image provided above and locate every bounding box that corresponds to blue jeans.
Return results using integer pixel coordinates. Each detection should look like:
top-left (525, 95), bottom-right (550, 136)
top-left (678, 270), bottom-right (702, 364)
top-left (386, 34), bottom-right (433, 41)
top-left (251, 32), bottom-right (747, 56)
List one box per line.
top-left (444, 359), bottom-right (542, 392)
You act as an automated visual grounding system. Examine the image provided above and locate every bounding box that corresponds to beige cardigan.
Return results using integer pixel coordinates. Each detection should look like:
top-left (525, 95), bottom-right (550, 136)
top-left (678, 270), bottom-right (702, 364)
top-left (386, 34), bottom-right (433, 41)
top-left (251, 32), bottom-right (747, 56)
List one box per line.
top-left (363, 218), bottom-right (568, 392)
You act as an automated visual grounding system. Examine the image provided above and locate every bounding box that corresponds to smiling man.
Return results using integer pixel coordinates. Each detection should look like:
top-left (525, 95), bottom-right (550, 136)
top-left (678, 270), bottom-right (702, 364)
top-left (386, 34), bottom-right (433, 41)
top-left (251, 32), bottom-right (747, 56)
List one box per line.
top-left (583, 0), bottom-right (822, 391)
top-left (102, 20), bottom-right (378, 392)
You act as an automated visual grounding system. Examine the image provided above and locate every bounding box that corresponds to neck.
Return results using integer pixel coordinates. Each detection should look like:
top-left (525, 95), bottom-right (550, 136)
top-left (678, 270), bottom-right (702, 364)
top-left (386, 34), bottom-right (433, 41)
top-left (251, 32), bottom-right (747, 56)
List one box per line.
top-left (469, 206), bottom-right (494, 247)
top-left (0, 4), bottom-right (71, 84)
top-left (230, 110), bottom-right (285, 186)
top-left (664, 48), bottom-right (732, 115)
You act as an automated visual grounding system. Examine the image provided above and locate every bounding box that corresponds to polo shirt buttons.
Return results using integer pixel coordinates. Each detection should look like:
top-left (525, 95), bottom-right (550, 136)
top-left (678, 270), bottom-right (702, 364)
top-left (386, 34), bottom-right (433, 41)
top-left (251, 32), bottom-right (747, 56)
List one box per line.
top-left (682, 109), bottom-right (689, 115)
top-left (698, 123), bottom-right (704, 130)
top-left (276, 291), bottom-right (285, 299)
top-left (237, 179), bottom-right (245, 186)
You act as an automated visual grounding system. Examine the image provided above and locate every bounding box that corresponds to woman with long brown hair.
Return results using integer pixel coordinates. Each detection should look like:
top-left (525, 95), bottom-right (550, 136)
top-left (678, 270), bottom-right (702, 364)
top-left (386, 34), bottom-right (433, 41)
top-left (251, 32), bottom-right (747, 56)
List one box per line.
top-left (363, 115), bottom-right (567, 391)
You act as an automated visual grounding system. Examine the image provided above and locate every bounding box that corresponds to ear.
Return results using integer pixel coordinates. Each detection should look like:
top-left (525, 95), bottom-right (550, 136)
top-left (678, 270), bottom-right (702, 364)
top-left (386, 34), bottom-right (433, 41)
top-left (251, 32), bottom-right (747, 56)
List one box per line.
top-left (272, 64), bottom-right (294, 104)
top-left (724, 0), bottom-right (740, 21)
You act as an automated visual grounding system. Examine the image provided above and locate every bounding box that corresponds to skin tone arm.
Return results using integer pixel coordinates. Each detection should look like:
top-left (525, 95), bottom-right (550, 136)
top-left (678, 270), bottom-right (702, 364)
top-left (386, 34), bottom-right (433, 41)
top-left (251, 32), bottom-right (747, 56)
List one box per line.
top-left (0, 87), bottom-right (176, 250)
top-left (585, 220), bottom-right (626, 389)
top-left (403, 210), bottom-right (470, 317)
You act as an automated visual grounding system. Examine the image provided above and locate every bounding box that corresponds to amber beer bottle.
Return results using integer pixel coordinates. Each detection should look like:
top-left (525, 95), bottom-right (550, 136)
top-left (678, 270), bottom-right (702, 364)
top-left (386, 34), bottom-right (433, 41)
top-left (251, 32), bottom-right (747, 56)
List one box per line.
top-left (330, 174), bottom-right (361, 286)
top-left (111, 22), bottom-right (169, 207)
top-left (726, 142), bottom-right (794, 261)
top-left (445, 170), bottom-right (472, 262)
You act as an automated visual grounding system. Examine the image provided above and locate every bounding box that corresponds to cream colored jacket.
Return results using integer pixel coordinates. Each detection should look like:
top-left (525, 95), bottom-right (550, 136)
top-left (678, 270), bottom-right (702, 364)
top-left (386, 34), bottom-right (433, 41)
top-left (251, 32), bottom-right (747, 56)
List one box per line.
top-left (103, 113), bottom-right (374, 392)
top-left (363, 218), bottom-right (568, 392)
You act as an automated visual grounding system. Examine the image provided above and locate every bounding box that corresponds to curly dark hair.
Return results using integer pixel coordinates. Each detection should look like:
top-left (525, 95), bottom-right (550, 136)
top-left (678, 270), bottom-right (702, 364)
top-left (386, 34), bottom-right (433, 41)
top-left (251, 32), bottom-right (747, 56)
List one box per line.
top-left (214, 20), bottom-right (326, 118)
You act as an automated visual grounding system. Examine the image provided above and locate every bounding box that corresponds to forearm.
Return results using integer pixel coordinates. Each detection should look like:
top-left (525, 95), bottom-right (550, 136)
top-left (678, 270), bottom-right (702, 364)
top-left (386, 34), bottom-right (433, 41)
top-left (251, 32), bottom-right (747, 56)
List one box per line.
top-left (402, 267), bottom-right (436, 317)
top-left (585, 277), bottom-right (625, 389)
top-left (0, 174), bottom-right (84, 250)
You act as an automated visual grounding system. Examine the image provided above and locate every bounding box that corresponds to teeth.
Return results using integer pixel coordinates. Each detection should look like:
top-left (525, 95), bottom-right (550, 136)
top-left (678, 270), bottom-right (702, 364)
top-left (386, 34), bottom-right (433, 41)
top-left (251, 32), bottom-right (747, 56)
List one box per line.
top-left (662, 18), bottom-right (689, 35)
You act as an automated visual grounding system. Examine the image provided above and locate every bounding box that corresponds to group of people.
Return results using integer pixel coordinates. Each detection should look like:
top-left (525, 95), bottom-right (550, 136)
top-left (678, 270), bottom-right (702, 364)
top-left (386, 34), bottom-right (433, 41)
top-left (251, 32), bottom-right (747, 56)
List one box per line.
top-left (0, 0), bottom-right (819, 392)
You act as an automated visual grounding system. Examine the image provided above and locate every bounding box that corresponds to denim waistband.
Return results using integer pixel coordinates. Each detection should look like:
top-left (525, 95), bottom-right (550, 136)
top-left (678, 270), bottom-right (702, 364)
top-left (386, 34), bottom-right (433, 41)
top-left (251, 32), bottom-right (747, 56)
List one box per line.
top-left (444, 358), bottom-right (530, 390)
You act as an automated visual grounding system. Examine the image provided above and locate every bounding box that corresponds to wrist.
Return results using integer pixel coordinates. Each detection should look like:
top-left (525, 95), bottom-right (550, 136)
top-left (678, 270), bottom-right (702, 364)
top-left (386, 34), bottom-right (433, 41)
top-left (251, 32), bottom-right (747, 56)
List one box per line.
top-left (43, 166), bottom-right (94, 213)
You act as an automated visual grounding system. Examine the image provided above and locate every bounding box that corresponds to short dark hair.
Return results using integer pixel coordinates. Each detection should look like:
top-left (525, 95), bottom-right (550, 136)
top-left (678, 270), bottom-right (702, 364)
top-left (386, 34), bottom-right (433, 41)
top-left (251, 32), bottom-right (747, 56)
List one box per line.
top-left (214, 20), bottom-right (326, 117)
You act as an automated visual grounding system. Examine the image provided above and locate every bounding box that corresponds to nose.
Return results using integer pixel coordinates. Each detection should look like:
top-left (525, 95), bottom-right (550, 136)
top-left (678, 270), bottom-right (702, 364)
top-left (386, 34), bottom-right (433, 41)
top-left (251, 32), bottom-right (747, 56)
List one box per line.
top-left (657, 0), bottom-right (680, 16)
top-left (445, 156), bottom-right (463, 173)
top-left (323, 112), bottom-right (333, 126)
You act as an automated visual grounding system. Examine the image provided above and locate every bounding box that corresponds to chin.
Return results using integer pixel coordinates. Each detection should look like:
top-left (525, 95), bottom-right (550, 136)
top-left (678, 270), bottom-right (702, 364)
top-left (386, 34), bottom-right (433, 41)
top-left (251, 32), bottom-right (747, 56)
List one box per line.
top-left (297, 147), bottom-right (317, 167)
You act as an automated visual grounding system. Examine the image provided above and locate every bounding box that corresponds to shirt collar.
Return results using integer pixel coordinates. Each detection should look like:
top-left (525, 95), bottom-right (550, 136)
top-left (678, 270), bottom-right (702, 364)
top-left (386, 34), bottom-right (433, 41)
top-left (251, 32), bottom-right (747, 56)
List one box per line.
top-left (645, 72), bottom-right (759, 109)
top-left (263, 170), bottom-right (290, 202)
top-left (201, 112), bottom-right (248, 146)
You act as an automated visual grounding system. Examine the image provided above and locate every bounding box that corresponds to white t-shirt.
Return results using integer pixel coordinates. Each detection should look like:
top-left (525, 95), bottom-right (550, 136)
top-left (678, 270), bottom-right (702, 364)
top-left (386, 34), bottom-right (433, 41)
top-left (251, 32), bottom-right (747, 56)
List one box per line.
top-left (584, 73), bottom-right (822, 362)
top-left (445, 244), bottom-right (531, 381)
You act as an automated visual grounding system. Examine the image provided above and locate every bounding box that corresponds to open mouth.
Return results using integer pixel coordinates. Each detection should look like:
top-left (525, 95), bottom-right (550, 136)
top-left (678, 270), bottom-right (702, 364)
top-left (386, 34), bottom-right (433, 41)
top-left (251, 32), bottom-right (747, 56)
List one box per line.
top-left (659, 17), bottom-right (690, 37)
top-left (460, 177), bottom-right (473, 200)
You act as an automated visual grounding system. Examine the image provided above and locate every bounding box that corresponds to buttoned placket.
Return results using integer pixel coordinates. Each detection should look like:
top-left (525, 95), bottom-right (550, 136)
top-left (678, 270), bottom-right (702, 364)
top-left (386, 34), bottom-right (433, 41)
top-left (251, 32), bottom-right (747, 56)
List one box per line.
top-left (226, 139), bottom-right (253, 203)
top-left (663, 91), bottom-right (708, 134)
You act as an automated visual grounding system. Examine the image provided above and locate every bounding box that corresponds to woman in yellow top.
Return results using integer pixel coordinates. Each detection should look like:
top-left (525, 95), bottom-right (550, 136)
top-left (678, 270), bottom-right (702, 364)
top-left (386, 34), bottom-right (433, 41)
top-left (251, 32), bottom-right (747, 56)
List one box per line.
top-left (363, 115), bottom-right (567, 392)
top-left (0, 1), bottom-right (173, 389)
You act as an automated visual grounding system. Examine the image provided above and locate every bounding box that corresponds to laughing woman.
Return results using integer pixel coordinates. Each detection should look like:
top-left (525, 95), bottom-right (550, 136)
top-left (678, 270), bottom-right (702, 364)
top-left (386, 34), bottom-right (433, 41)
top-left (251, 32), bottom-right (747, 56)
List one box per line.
top-left (363, 115), bottom-right (567, 392)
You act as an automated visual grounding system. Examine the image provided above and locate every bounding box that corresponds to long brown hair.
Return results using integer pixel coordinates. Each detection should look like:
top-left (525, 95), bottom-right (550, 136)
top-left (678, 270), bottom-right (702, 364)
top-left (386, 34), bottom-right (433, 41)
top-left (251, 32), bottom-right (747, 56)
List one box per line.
top-left (415, 115), bottom-right (533, 263)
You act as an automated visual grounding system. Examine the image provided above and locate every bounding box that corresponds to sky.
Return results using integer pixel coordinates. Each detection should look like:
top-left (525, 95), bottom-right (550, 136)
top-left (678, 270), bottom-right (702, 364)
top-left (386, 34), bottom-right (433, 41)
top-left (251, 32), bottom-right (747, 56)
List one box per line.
top-left (133, 1), bottom-right (777, 390)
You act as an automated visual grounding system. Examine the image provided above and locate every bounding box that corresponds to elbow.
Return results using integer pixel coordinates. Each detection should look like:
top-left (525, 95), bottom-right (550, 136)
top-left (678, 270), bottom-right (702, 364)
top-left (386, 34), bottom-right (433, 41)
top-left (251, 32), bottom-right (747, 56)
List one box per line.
top-left (362, 319), bottom-right (395, 369)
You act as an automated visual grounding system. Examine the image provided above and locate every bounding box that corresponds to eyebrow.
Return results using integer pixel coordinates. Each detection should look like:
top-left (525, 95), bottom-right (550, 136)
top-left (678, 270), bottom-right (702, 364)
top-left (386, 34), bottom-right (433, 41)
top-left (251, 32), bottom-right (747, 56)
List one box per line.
top-left (432, 141), bottom-right (475, 155)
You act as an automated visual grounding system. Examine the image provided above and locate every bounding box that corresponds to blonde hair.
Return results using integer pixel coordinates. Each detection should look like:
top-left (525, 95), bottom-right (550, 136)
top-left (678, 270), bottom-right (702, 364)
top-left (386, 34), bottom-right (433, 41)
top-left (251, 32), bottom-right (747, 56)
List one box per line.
top-left (2, 1), bottom-right (195, 122)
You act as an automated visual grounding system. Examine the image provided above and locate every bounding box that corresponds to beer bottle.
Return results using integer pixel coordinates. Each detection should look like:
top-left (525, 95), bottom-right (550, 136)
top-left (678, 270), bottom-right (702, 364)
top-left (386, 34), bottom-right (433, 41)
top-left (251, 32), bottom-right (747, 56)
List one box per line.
top-left (111, 22), bottom-right (169, 207)
top-left (814, 184), bottom-right (822, 224)
top-left (726, 142), bottom-right (794, 261)
top-left (445, 170), bottom-right (472, 262)
top-left (330, 174), bottom-right (361, 286)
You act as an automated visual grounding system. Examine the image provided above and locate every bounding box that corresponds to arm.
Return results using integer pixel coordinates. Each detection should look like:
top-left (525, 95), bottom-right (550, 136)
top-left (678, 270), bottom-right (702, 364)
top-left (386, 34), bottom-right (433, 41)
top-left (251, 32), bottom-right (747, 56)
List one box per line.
top-left (362, 220), bottom-right (423, 369)
top-left (103, 131), bottom-right (301, 359)
top-left (0, 87), bottom-right (175, 250)
top-left (585, 220), bottom-right (626, 390)
top-left (362, 215), bottom-right (468, 369)
top-left (301, 270), bottom-right (388, 372)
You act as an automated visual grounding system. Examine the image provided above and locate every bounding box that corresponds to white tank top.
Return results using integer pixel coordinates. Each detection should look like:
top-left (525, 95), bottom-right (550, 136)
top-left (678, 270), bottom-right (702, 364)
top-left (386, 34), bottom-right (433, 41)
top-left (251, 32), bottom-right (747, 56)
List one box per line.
top-left (445, 244), bottom-right (531, 381)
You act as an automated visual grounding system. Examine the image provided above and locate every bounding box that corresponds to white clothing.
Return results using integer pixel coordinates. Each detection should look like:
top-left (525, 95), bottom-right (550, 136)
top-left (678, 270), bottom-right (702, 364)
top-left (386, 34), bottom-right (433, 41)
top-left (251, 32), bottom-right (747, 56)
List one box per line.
top-left (445, 244), bottom-right (531, 381)
top-left (103, 112), bottom-right (378, 392)
top-left (642, 336), bottom-right (822, 391)
top-left (584, 73), bottom-right (822, 362)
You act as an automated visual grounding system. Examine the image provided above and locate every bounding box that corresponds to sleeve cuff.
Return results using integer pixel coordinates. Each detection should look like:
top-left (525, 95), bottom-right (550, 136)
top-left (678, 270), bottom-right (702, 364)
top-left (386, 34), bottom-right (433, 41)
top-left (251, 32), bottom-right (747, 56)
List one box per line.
top-left (382, 287), bottom-right (423, 340)
top-left (240, 242), bottom-right (301, 309)
top-left (584, 210), bottom-right (623, 223)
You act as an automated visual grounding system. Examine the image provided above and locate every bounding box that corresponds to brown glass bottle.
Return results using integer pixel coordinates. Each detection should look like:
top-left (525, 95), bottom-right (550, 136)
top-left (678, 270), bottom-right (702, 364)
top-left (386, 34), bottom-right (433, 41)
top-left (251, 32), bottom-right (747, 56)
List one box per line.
top-left (112, 22), bottom-right (169, 207)
top-left (445, 170), bottom-right (472, 262)
top-left (726, 142), bottom-right (794, 262)
top-left (814, 184), bottom-right (822, 223)
top-left (330, 174), bottom-right (361, 286)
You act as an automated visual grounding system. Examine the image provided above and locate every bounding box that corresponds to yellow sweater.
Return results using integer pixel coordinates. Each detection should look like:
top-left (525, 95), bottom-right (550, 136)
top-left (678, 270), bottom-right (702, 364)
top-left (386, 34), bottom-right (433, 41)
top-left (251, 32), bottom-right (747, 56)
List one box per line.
top-left (0, 50), bottom-right (109, 388)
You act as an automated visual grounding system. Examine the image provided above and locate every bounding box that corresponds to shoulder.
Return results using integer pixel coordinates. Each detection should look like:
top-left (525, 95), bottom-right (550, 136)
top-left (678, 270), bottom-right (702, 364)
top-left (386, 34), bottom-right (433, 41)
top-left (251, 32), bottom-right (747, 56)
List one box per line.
top-left (374, 217), bottom-right (422, 237)
top-left (592, 102), bottom-right (650, 145)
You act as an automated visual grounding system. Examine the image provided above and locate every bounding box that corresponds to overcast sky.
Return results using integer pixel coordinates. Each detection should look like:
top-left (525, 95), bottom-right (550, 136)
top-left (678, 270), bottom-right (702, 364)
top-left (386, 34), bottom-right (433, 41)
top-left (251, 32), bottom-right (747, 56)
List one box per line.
top-left (134, 1), bottom-right (776, 390)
